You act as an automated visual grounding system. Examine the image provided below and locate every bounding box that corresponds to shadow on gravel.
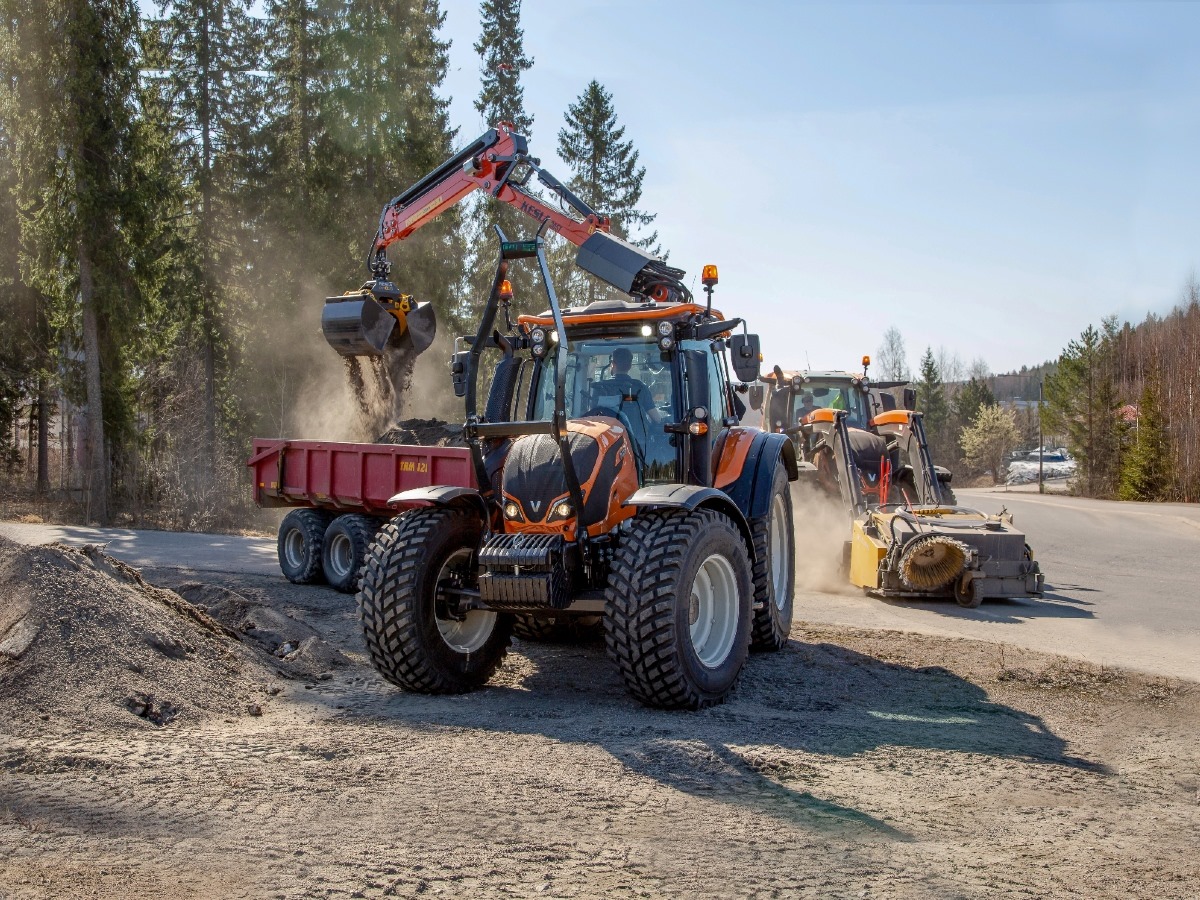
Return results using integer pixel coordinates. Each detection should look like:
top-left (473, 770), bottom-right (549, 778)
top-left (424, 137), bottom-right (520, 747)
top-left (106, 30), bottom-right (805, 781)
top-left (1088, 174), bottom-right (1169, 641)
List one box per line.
top-left (319, 635), bottom-right (1104, 841)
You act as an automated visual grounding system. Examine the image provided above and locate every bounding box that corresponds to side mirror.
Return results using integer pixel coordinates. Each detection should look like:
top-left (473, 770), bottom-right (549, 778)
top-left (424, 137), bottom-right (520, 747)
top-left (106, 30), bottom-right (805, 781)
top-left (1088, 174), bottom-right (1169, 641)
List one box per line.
top-left (728, 333), bottom-right (761, 383)
top-left (902, 387), bottom-right (917, 411)
top-left (880, 392), bottom-right (897, 412)
top-left (450, 350), bottom-right (470, 398)
top-left (748, 384), bottom-right (764, 411)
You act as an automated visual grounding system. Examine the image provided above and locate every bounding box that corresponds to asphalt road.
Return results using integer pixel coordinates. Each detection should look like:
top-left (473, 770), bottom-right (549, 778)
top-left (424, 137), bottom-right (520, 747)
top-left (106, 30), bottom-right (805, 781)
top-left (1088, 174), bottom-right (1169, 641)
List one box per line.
top-left (796, 487), bottom-right (1200, 681)
top-left (4, 490), bottom-right (1198, 681)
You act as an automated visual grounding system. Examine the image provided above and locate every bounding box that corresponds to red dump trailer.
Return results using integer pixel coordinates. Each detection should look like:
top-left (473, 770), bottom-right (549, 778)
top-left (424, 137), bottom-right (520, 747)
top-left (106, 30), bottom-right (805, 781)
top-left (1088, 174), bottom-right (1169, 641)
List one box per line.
top-left (248, 439), bottom-right (475, 592)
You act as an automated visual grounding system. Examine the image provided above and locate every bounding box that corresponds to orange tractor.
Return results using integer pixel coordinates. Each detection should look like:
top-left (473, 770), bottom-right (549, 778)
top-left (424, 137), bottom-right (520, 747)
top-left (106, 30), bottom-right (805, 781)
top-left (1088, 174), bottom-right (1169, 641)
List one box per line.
top-left (753, 359), bottom-right (957, 508)
top-left (342, 125), bottom-right (798, 708)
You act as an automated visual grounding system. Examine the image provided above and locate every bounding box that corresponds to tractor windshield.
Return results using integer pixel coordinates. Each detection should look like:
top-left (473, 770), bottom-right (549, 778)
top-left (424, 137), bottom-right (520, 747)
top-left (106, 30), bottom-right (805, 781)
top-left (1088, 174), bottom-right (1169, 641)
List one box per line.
top-left (803, 381), bottom-right (870, 429)
top-left (531, 337), bottom-right (679, 484)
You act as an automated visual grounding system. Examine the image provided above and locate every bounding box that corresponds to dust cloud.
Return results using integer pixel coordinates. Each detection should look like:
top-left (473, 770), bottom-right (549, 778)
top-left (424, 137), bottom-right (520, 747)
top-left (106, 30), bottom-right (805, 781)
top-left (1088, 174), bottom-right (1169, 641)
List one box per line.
top-left (250, 278), bottom-right (465, 443)
top-left (791, 482), bottom-right (858, 593)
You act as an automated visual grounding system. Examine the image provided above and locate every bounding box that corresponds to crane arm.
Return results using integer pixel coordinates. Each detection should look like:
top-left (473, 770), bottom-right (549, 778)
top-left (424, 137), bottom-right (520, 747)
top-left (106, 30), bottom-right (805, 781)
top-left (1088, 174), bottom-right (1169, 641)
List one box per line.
top-left (369, 124), bottom-right (609, 271)
top-left (322, 122), bottom-right (690, 359)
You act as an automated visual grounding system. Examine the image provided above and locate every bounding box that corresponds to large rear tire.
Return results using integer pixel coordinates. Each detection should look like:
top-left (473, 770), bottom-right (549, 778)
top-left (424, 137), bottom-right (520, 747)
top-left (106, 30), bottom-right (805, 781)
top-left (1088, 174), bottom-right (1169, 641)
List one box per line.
top-left (277, 508), bottom-right (334, 584)
top-left (605, 508), bottom-right (752, 710)
top-left (357, 508), bottom-right (512, 693)
top-left (322, 514), bottom-right (379, 593)
top-left (750, 465), bottom-right (795, 651)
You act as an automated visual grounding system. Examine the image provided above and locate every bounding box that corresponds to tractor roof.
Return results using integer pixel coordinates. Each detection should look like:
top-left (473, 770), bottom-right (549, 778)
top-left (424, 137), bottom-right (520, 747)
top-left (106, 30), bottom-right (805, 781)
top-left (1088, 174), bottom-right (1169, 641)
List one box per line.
top-left (518, 299), bottom-right (723, 330)
top-left (762, 369), bottom-right (862, 385)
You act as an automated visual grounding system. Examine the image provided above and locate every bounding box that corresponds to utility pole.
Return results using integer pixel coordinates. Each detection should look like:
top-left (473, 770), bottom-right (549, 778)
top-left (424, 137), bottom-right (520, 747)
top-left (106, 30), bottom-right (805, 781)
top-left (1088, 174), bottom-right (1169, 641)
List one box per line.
top-left (1038, 380), bottom-right (1044, 494)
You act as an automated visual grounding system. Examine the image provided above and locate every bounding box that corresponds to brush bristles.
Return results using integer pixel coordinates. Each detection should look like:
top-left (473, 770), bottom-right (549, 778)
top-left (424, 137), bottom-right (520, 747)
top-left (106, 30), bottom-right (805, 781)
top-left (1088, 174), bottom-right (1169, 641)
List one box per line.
top-left (898, 535), bottom-right (969, 591)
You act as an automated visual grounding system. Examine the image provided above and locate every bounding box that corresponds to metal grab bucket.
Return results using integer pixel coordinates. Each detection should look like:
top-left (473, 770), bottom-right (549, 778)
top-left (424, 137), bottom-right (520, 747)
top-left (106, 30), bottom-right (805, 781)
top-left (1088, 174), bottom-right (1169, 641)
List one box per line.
top-left (320, 295), bottom-right (438, 358)
top-left (322, 295), bottom-right (397, 357)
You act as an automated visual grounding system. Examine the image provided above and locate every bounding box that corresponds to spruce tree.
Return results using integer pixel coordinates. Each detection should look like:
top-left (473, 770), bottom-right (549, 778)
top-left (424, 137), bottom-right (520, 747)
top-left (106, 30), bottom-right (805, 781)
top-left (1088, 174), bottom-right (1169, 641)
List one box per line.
top-left (1118, 374), bottom-right (1171, 501)
top-left (1044, 323), bottom-right (1122, 497)
top-left (144, 0), bottom-right (263, 479)
top-left (555, 81), bottom-right (656, 304)
top-left (952, 376), bottom-right (995, 445)
top-left (916, 346), bottom-right (951, 461)
top-left (53, 0), bottom-right (147, 522)
top-left (466, 0), bottom-right (535, 328)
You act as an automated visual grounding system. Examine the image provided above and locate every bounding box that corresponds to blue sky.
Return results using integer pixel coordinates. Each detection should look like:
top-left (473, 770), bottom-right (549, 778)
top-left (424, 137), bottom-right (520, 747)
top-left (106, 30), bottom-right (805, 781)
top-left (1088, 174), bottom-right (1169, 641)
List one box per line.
top-left (144, 0), bottom-right (1200, 375)
top-left (433, 0), bottom-right (1200, 375)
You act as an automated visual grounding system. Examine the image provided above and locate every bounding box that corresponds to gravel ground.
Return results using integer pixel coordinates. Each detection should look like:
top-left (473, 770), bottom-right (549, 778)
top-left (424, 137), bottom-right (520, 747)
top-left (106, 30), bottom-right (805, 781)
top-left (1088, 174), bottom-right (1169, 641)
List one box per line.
top-left (1, 541), bottom-right (1197, 899)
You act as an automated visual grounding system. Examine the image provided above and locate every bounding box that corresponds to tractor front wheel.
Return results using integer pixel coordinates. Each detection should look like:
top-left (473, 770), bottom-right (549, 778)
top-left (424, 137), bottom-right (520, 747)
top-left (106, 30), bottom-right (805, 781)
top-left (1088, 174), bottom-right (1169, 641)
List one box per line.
top-left (605, 508), bottom-right (752, 709)
top-left (357, 508), bottom-right (511, 693)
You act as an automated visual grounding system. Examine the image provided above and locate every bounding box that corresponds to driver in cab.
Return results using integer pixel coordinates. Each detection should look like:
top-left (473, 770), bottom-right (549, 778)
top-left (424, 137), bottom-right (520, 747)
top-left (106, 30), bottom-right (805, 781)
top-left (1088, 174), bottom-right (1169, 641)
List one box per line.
top-left (795, 391), bottom-right (818, 424)
top-left (609, 347), bottom-right (662, 425)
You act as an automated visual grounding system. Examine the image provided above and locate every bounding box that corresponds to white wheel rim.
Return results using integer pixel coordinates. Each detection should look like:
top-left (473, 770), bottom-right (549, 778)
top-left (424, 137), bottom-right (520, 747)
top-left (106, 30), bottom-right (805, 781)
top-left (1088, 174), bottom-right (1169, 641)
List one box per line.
top-left (283, 528), bottom-right (306, 568)
top-left (688, 553), bottom-right (740, 669)
top-left (327, 532), bottom-right (353, 579)
top-left (769, 492), bottom-right (790, 610)
top-left (435, 548), bottom-right (496, 653)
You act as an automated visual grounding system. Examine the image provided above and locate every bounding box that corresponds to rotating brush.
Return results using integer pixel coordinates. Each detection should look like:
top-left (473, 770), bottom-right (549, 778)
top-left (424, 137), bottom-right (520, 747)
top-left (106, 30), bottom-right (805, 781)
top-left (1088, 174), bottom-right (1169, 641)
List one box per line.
top-left (897, 534), bottom-right (970, 591)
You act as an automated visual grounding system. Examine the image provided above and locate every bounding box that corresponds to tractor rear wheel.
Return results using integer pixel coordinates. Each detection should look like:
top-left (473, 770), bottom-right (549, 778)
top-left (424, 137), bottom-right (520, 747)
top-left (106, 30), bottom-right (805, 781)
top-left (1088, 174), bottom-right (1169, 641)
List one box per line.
top-left (605, 508), bottom-right (752, 709)
top-left (357, 507), bottom-right (511, 694)
top-left (750, 465), bottom-right (795, 651)
top-left (277, 508), bottom-right (334, 584)
top-left (322, 513), bottom-right (379, 593)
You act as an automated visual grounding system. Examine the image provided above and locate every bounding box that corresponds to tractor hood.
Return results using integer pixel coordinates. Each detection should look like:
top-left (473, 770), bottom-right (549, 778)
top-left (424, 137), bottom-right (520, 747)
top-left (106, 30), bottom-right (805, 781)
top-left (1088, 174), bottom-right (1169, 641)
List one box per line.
top-left (500, 417), bottom-right (639, 539)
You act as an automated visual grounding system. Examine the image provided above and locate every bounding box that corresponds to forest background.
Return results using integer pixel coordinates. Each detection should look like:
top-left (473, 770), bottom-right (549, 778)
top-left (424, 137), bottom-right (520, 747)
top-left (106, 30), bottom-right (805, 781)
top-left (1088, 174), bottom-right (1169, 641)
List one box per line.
top-left (1, 0), bottom-right (1196, 529)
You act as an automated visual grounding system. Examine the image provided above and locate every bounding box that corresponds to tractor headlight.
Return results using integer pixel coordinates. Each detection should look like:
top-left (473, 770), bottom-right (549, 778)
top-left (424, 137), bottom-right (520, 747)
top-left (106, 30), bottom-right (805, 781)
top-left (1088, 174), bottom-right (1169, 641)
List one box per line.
top-left (657, 321), bottom-right (673, 336)
top-left (658, 336), bottom-right (674, 351)
top-left (640, 324), bottom-right (653, 336)
top-left (530, 328), bottom-right (546, 357)
top-left (547, 500), bottom-right (574, 522)
top-left (504, 501), bottom-right (524, 522)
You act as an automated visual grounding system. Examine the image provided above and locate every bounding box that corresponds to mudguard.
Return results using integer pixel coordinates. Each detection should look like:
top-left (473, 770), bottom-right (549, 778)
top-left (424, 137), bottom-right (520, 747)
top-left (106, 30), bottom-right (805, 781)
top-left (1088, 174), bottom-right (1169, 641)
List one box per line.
top-left (387, 485), bottom-right (486, 516)
top-left (624, 484), bottom-right (756, 562)
top-left (718, 431), bottom-right (798, 521)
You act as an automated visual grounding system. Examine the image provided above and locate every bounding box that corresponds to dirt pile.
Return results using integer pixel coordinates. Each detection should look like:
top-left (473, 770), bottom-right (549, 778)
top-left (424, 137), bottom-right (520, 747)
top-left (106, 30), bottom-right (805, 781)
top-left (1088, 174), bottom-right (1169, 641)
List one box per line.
top-left (375, 416), bottom-right (465, 447)
top-left (0, 537), bottom-right (280, 731)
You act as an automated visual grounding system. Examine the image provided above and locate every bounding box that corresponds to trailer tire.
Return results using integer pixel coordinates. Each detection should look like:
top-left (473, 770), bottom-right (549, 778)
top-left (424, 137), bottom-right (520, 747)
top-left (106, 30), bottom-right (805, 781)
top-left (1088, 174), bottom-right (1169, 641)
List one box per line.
top-left (357, 507), bottom-right (511, 694)
top-left (750, 464), bottom-right (795, 651)
top-left (277, 508), bottom-right (334, 584)
top-left (605, 508), bottom-right (752, 709)
top-left (322, 514), bottom-right (379, 593)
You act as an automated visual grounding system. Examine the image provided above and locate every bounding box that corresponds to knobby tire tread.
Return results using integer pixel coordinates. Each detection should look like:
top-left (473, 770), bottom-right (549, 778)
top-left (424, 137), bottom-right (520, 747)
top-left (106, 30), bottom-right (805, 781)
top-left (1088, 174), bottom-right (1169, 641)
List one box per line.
top-left (357, 508), bottom-right (509, 694)
top-left (604, 508), bottom-right (741, 710)
top-left (749, 465), bottom-right (794, 651)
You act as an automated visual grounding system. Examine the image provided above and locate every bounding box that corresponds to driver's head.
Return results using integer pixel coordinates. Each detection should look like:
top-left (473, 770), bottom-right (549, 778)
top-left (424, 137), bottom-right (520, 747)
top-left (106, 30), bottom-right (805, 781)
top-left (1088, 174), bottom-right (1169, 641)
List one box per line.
top-left (611, 347), bottom-right (633, 374)
top-left (801, 391), bottom-right (814, 407)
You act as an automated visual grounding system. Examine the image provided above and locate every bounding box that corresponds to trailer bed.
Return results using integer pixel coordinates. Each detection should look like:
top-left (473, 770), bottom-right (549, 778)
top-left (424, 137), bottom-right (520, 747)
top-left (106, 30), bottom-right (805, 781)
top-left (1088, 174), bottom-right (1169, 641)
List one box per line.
top-left (249, 439), bottom-right (475, 514)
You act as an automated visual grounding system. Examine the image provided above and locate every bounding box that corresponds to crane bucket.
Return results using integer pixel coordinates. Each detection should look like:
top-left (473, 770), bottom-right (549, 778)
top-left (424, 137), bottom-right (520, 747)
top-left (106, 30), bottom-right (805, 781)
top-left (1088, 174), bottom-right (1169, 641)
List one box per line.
top-left (321, 293), bottom-right (437, 358)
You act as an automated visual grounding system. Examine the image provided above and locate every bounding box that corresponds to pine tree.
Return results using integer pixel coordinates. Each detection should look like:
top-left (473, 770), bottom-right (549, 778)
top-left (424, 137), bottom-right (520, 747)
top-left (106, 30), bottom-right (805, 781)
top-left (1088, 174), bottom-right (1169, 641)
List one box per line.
top-left (1118, 373), bottom-right (1172, 501)
top-left (465, 0), bottom-right (536, 328)
top-left (555, 81), bottom-right (656, 304)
